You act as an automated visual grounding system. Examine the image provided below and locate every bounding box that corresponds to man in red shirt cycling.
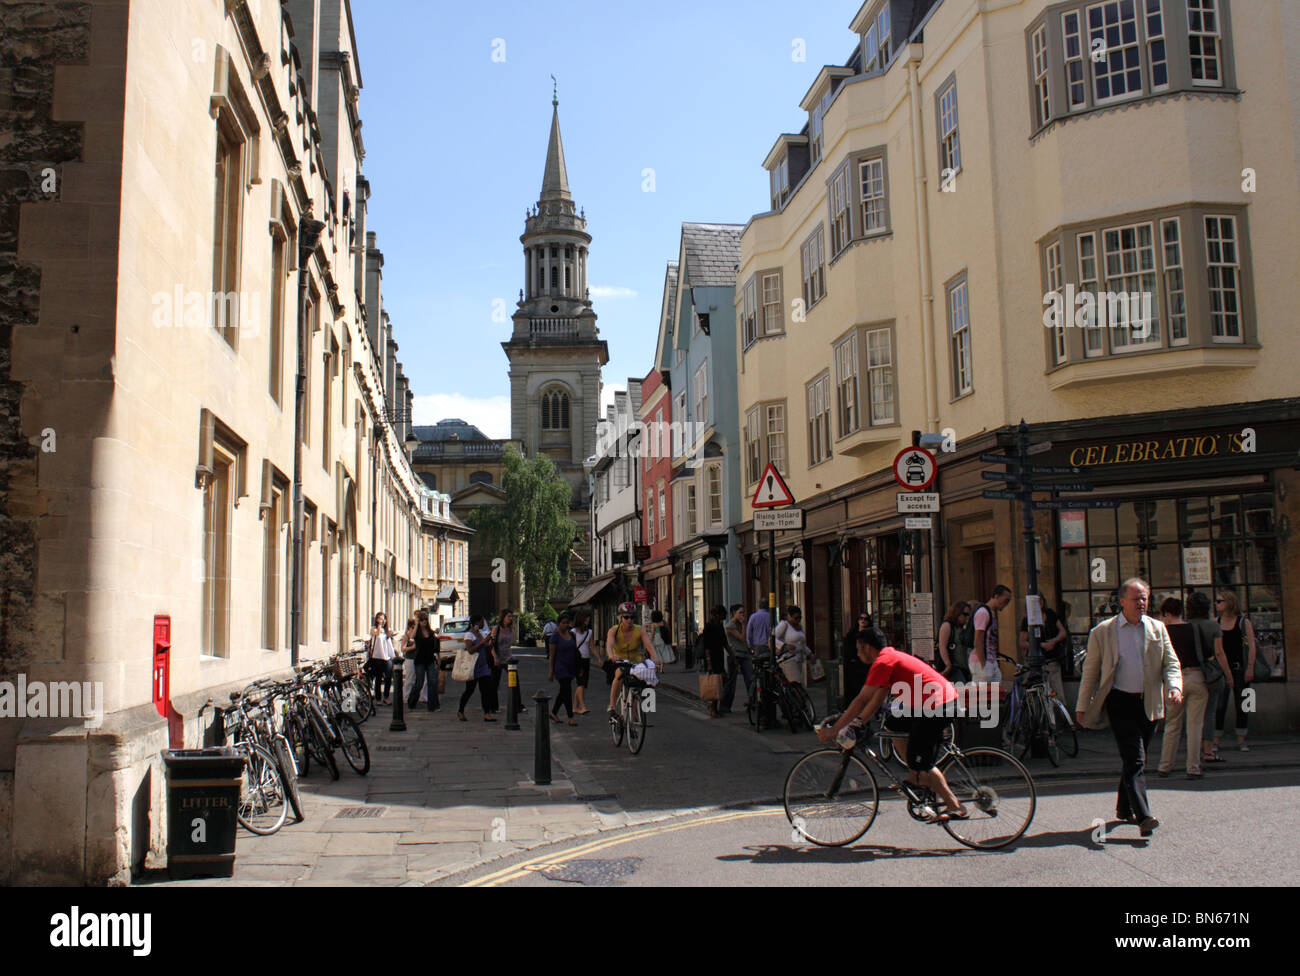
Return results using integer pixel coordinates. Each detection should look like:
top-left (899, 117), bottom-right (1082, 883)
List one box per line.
top-left (819, 626), bottom-right (966, 821)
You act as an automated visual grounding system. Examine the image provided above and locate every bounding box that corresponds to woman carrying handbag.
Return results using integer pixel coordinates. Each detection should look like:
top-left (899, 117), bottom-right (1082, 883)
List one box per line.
top-left (700, 606), bottom-right (728, 718)
top-left (367, 612), bottom-right (396, 705)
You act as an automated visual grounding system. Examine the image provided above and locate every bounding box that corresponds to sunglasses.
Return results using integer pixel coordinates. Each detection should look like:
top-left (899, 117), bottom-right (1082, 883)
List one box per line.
top-left (620, 614), bottom-right (634, 619)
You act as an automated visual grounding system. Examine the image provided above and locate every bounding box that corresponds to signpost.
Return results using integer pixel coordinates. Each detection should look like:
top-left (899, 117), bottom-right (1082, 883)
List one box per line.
top-left (753, 508), bottom-right (804, 531)
top-left (896, 492), bottom-right (940, 513)
top-left (751, 463), bottom-right (797, 668)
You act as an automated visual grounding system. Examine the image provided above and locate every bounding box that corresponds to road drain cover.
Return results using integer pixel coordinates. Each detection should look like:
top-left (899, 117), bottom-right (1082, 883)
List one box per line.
top-left (539, 857), bottom-right (641, 886)
top-left (334, 806), bottom-right (387, 819)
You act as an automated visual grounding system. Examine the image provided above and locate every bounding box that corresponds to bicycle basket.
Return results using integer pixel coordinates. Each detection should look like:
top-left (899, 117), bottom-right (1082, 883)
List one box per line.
top-left (331, 654), bottom-right (364, 679)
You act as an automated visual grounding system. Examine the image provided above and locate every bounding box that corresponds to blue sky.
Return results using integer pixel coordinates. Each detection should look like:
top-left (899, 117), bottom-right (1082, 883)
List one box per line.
top-left (350, 0), bottom-right (857, 438)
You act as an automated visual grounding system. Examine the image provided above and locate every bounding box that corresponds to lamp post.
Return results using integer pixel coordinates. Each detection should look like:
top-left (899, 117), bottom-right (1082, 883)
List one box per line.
top-left (291, 214), bottom-right (326, 667)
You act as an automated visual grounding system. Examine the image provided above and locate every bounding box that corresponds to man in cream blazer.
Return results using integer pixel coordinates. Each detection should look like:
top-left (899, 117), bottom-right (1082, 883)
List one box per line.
top-left (1076, 578), bottom-right (1182, 837)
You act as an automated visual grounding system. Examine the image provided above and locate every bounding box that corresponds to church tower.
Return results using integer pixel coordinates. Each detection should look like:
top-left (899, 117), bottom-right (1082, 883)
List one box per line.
top-left (503, 91), bottom-right (608, 517)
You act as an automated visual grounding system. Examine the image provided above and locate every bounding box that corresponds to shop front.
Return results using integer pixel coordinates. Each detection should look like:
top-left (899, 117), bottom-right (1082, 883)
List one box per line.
top-left (942, 399), bottom-right (1299, 730)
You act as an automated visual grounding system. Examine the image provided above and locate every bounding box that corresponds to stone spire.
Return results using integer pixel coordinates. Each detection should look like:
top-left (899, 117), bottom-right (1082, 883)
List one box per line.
top-left (540, 94), bottom-right (570, 203)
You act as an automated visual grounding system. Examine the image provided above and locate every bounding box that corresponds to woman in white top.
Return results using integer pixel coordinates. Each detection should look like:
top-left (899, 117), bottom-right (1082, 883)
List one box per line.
top-left (367, 611), bottom-right (396, 704)
top-left (773, 606), bottom-right (811, 686)
top-left (571, 610), bottom-right (594, 715)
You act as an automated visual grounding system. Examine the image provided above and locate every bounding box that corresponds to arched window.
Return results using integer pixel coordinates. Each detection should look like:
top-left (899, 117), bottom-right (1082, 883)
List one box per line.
top-left (469, 471), bottom-right (493, 485)
top-left (541, 388), bottom-right (570, 430)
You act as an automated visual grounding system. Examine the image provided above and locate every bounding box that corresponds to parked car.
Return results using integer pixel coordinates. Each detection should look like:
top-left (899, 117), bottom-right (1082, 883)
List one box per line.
top-left (437, 616), bottom-right (472, 670)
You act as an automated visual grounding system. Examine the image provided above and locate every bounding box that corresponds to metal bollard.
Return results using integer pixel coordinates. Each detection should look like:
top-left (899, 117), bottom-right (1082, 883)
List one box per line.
top-left (533, 688), bottom-right (552, 785)
top-left (825, 658), bottom-right (840, 717)
top-left (389, 659), bottom-right (407, 732)
top-left (505, 663), bottom-right (520, 731)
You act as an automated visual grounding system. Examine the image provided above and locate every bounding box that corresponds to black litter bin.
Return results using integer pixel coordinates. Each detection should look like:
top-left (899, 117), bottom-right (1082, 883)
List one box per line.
top-left (161, 747), bottom-right (243, 879)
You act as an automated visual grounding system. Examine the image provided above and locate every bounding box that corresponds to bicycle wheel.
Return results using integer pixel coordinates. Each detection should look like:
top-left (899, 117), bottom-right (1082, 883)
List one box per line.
top-left (336, 714), bottom-right (370, 775)
top-left (789, 683), bottom-right (816, 731)
top-left (287, 711), bottom-right (311, 777)
top-left (609, 695), bottom-right (625, 746)
top-left (1041, 694), bottom-right (1062, 768)
top-left (626, 692), bottom-right (647, 755)
top-left (1009, 696), bottom-right (1034, 760)
top-left (745, 690), bottom-right (757, 727)
top-left (351, 677), bottom-right (374, 721)
top-left (272, 736), bottom-right (305, 821)
top-left (1050, 697), bottom-right (1078, 758)
top-left (784, 748), bottom-right (879, 847)
top-left (938, 746), bottom-right (1036, 850)
top-left (307, 709), bottom-right (340, 780)
top-left (237, 744), bottom-right (288, 835)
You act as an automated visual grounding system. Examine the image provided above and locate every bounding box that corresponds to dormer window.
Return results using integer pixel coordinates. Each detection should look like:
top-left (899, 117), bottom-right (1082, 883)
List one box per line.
top-left (863, 3), bottom-right (892, 71)
top-left (810, 88), bottom-right (833, 166)
top-left (770, 155), bottom-right (790, 211)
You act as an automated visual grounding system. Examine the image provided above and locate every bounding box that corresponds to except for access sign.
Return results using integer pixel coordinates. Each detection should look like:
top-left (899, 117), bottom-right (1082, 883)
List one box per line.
top-left (893, 447), bottom-right (937, 491)
top-left (753, 508), bottom-right (805, 531)
top-left (897, 492), bottom-right (939, 513)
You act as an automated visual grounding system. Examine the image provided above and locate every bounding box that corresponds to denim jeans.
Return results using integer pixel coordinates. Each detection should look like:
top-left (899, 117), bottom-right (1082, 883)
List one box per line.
top-left (721, 655), bottom-right (754, 712)
top-left (368, 659), bottom-right (392, 701)
top-left (407, 660), bottom-right (439, 711)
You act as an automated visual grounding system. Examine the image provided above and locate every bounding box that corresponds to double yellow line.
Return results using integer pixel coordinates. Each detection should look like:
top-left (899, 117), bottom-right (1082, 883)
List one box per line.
top-left (462, 807), bottom-right (785, 887)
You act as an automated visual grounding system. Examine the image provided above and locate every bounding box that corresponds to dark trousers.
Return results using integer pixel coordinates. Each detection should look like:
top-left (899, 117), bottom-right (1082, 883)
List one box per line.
top-left (1214, 666), bottom-right (1249, 734)
top-left (721, 655), bottom-right (754, 712)
top-left (459, 674), bottom-right (496, 714)
top-left (492, 664), bottom-right (523, 713)
top-left (552, 677), bottom-right (574, 718)
top-left (1105, 690), bottom-right (1156, 822)
top-left (368, 659), bottom-right (392, 701)
top-left (407, 660), bottom-right (439, 711)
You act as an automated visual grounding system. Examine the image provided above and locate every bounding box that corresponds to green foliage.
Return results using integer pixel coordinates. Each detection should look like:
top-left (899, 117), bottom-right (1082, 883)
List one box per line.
top-left (539, 603), bottom-right (558, 624)
top-left (515, 611), bottom-right (541, 641)
top-left (467, 445), bottom-right (573, 614)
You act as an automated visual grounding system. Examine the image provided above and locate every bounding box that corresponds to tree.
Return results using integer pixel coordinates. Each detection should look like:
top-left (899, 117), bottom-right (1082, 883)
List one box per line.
top-left (468, 446), bottom-right (574, 613)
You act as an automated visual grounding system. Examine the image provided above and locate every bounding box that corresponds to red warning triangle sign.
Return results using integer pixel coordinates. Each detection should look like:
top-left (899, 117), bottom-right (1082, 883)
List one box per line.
top-left (751, 463), bottom-right (795, 508)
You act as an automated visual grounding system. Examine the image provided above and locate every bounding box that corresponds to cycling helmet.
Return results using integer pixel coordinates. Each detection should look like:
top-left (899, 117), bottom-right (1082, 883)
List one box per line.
top-left (618, 601), bottom-right (637, 615)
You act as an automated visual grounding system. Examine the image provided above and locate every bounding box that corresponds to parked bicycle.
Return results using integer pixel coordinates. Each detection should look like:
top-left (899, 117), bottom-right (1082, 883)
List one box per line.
top-left (200, 695), bottom-right (290, 836)
top-left (783, 707), bottom-right (1036, 849)
top-left (747, 649), bottom-right (816, 733)
top-left (609, 661), bottom-right (650, 755)
top-left (999, 653), bottom-right (1077, 766)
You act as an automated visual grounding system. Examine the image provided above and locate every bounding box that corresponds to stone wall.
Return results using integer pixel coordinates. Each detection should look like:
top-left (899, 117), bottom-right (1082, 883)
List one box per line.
top-left (0, 0), bottom-right (91, 685)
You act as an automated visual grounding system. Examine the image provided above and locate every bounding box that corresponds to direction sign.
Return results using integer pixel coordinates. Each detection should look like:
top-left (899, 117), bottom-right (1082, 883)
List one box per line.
top-left (893, 447), bottom-right (937, 491)
top-left (982, 488), bottom-right (1030, 501)
top-left (904, 517), bottom-right (932, 530)
top-left (1025, 441), bottom-right (1053, 456)
top-left (1022, 464), bottom-right (1083, 476)
top-left (751, 463), bottom-right (795, 508)
top-left (1032, 498), bottom-right (1120, 510)
top-left (753, 508), bottom-right (805, 531)
top-left (979, 452), bottom-right (1018, 465)
top-left (1037, 482), bottom-right (1094, 493)
top-left (897, 492), bottom-right (940, 513)
top-left (981, 470), bottom-right (1022, 484)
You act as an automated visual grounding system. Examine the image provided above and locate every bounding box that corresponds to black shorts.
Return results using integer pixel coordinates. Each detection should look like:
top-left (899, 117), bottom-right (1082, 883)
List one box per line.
top-left (576, 657), bottom-right (591, 688)
top-left (885, 714), bottom-right (952, 772)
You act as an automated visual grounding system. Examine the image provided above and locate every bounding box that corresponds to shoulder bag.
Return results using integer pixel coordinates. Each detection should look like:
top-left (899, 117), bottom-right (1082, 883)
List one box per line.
top-left (1191, 621), bottom-right (1223, 684)
top-left (1245, 616), bottom-right (1271, 681)
top-left (452, 631), bottom-right (479, 683)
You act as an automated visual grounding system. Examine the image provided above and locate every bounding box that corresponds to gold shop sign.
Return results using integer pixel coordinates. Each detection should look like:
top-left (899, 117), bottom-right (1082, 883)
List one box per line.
top-left (1067, 430), bottom-right (1252, 468)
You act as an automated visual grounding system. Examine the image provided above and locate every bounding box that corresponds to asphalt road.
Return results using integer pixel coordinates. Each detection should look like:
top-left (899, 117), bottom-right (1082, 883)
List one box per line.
top-left (446, 654), bottom-right (1300, 887)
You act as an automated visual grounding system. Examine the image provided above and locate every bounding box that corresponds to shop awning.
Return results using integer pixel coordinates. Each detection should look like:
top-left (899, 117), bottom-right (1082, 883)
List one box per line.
top-left (434, 586), bottom-right (459, 605)
top-left (568, 574), bottom-right (616, 607)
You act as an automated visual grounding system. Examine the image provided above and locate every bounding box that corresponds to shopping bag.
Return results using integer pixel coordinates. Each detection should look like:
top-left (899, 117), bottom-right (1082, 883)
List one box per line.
top-left (451, 648), bottom-right (476, 683)
top-left (809, 657), bottom-right (826, 683)
top-left (699, 672), bottom-right (723, 702)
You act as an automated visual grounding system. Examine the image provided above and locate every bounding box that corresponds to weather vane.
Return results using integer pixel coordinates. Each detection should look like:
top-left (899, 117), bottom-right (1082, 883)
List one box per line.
top-left (551, 74), bottom-right (558, 107)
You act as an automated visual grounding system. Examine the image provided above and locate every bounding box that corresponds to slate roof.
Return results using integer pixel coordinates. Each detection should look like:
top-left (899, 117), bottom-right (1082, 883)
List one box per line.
top-left (411, 418), bottom-right (488, 442)
top-left (681, 222), bottom-right (743, 287)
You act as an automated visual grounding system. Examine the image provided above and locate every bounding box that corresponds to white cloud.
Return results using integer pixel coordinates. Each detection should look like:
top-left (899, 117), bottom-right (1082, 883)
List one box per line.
top-left (411, 393), bottom-right (511, 440)
top-left (589, 285), bottom-right (638, 299)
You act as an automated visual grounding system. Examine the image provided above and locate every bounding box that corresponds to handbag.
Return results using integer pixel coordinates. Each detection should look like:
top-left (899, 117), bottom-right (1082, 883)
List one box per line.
top-left (1191, 620), bottom-right (1223, 684)
top-left (451, 638), bottom-right (477, 682)
top-left (1246, 619), bottom-right (1271, 681)
top-left (699, 672), bottom-right (723, 702)
top-left (808, 657), bottom-right (826, 683)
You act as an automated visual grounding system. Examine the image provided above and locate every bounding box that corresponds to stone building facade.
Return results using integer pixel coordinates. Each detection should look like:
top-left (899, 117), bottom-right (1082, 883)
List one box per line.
top-left (502, 98), bottom-right (608, 596)
top-left (0, 0), bottom-right (425, 882)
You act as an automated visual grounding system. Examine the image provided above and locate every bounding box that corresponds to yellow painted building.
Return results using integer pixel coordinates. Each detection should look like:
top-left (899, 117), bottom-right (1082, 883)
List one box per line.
top-left (735, 0), bottom-right (1299, 727)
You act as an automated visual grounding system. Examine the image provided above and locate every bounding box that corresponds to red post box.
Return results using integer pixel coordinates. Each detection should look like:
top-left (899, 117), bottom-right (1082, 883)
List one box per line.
top-left (153, 614), bottom-right (170, 718)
